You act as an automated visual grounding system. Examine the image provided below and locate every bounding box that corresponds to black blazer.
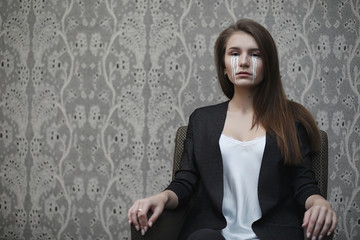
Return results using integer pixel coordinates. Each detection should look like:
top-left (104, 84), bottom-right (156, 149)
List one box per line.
top-left (166, 101), bottom-right (321, 240)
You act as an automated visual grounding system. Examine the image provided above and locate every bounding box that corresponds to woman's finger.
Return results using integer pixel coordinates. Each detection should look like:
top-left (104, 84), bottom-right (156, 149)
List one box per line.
top-left (328, 212), bottom-right (338, 236)
top-left (312, 207), bottom-right (327, 239)
top-left (302, 209), bottom-right (311, 228)
top-left (318, 210), bottom-right (333, 238)
top-left (128, 202), bottom-right (141, 231)
top-left (148, 205), bottom-right (165, 228)
top-left (137, 204), bottom-right (150, 235)
top-left (305, 207), bottom-right (319, 238)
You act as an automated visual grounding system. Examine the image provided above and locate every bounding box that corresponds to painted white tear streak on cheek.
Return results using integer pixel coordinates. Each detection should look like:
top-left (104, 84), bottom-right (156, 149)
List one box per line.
top-left (252, 56), bottom-right (257, 84)
top-left (231, 55), bottom-right (239, 81)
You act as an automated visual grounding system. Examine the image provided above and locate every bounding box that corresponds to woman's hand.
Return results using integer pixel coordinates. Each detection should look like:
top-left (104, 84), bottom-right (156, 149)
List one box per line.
top-left (302, 195), bottom-right (337, 240)
top-left (127, 190), bottom-right (178, 236)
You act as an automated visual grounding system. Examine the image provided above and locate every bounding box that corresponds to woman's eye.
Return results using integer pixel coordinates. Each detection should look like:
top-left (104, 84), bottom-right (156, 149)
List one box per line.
top-left (251, 53), bottom-right (260, 57)
top-left (231, 52), bottom-right (240, 56)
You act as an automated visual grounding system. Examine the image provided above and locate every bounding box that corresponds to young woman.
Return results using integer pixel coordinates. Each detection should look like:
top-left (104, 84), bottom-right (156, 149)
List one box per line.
top-left (128, 19), bottom-right (337, 240)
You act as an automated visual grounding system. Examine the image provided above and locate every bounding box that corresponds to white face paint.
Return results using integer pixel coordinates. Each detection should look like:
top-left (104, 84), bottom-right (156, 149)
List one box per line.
top-left (230, 54), bottom-right (258, 84)
top-left (231, 55), bottom-right (239, 81)
top-left (252, 55), bottom-right (257, 84)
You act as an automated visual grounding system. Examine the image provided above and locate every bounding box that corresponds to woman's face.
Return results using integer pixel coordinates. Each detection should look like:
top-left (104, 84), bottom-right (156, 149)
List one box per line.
top-left (224, 31), bottom-right (264, 88)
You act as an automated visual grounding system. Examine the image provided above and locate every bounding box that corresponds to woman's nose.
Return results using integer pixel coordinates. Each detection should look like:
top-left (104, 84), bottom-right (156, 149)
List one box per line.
top-left (239, 54), bottom-right (250, 67)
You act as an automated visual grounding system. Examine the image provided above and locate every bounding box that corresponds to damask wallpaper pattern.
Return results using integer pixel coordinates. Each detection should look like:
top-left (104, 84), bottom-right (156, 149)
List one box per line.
top-left (0, 0), bottom-right (359, 239)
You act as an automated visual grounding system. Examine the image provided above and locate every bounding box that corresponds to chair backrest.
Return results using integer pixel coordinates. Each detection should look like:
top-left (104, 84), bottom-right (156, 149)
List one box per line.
top-left (172, 126), bottom-right (329, 198)
top-left (172, 126), bottom-right (188, 179)
top-left (312, 130), bottom-right (328, 197)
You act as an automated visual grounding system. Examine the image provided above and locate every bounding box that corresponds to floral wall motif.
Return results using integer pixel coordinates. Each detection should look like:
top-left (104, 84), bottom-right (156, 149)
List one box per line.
top-left (0, 0), bottom-right (358, 239)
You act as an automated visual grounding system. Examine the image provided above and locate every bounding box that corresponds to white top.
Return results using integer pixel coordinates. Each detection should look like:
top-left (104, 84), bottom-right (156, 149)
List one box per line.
top-left (219, 134), bottom-right (266, 240)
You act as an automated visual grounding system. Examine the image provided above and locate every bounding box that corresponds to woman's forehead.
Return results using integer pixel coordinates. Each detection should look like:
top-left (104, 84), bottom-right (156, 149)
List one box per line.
top-left (225, 31), bottom-right (259, 50)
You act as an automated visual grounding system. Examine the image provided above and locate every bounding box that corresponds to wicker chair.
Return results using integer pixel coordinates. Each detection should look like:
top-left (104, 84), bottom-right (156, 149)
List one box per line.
top-left (131, 126), bottom-right (331, 240)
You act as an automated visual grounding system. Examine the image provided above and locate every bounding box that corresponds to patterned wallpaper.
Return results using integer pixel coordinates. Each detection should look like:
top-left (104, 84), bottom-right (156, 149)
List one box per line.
top-left (0, 0), bottom-right (359, 239)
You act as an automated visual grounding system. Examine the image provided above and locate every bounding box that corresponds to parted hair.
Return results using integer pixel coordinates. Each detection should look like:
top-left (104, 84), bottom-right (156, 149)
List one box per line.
top-left (214, 19), bottom-right (320, 165)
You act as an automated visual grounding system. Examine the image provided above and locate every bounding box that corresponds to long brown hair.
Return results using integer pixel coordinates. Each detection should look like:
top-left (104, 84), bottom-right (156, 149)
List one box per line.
top-left (214, 19), bottom-right (320, 165)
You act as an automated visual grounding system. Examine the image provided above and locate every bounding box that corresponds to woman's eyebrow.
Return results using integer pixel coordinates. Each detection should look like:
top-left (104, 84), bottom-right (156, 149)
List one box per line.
top-left (226, 47), bottom-right (240, 51)
top-left (227, 47), bottom-right (260, 51)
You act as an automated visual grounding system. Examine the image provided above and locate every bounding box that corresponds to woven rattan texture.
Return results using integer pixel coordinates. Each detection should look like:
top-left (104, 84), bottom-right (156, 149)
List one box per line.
top-left (172, 126), bottom-right (188, 179)
top-left (312, 130), bottom-right (329, 198)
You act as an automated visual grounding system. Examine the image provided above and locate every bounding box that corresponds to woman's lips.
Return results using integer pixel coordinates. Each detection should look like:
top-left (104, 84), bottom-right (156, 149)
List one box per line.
top-left (236, 71), bottom-right (252, 77)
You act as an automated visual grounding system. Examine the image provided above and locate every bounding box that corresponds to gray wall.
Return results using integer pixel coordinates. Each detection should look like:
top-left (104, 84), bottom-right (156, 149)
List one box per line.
top-left (0, 0), bottom-right (359, 239)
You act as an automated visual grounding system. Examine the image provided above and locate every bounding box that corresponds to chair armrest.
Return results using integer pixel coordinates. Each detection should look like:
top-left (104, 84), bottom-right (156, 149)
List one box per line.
top-left (303, 230), bottom-right (334, 240)
top-left (130, 205), bottom-right (189, 240)
top-left (321, 233), bottom-right (334, 240)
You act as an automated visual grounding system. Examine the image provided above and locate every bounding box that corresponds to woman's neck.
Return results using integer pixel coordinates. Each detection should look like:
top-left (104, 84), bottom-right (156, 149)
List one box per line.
top-left (229, 87), bottom-right (255, 114)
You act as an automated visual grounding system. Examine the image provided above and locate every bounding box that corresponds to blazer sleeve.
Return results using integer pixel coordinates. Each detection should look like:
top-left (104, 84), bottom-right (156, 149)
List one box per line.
top-left (165, 110), bottom-right (199, 207)
top-left (291, 123), bottom-right (322, 208)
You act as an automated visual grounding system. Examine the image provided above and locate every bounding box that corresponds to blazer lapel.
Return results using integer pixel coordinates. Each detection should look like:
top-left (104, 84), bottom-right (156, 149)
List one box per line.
top-left (200, 101), bottom-right (229, 212)
top-left (257, 133), bottom-right (282, 216)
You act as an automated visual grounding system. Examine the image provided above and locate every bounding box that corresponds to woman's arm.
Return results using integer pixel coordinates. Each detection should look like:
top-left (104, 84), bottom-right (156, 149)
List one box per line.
top-left (302, 194), bottom-right (337, 239)
top-left (128, 110), bottom-right (199, 236)
top-left (292, 123), bottom-right (337, 239)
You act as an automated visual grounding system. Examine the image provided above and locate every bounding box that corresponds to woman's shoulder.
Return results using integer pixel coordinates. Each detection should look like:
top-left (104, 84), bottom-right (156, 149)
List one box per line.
top-left (188, 101), bottom-right (229, 124)
top-left (192, 101), bottom-right (229, 115)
